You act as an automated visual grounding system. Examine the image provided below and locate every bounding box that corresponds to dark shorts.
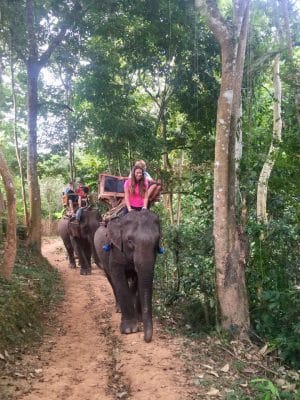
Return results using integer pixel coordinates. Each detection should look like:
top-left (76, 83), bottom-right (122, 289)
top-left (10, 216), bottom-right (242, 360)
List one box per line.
top-left (125, 206), bottom-right (143, 214)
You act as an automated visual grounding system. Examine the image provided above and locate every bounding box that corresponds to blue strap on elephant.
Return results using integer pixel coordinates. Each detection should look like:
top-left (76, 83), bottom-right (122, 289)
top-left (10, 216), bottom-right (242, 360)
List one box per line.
top-left (158, 246), bottom-right (165, 254)
top-left (102, 244), bottom-right (111, 252)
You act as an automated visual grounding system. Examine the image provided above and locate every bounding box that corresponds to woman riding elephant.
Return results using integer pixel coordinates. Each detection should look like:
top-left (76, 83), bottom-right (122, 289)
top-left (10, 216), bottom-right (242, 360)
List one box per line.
top-left (124, 164), bottom-right (149, 212)
top-left (94, 209), bottom-right (161, 342)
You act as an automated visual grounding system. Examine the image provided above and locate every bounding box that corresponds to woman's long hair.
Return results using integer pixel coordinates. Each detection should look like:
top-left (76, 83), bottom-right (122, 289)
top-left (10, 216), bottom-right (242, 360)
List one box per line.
top-left (129, 166), bottom-right (147, 197)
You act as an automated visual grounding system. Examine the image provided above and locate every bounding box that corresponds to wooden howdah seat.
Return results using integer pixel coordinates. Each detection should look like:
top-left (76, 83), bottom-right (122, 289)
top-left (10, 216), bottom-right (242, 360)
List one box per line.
top-left (98, 174), bottom-right (127, 221)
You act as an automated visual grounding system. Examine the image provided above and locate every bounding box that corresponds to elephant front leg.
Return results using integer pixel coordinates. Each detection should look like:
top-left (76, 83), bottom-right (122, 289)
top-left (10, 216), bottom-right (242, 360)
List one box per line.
top-left (79, 249), bottom-right (92, 275)
top-left (111, 263), bottom-right (139, 334)
top-left (72, 238), bottom-right (92, 275)
top-left (63, 239), bottom-right (76, 268)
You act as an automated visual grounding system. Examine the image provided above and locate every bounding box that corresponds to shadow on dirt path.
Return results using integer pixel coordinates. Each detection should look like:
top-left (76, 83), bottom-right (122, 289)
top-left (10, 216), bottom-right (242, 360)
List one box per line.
top-left (4, 237), bottom-right (195, 400)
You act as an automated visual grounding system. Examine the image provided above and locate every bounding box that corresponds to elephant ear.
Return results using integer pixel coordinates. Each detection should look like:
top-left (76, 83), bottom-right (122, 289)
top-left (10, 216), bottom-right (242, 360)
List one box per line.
top-left (107, 218), bottom-right (123, 251)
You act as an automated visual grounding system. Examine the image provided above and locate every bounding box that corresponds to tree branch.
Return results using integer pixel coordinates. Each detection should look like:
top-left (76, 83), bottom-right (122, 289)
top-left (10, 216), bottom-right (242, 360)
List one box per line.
top-left (38, 0), bottom-right (82, 68)
top-left (195, 0), bottom-right (231, 46)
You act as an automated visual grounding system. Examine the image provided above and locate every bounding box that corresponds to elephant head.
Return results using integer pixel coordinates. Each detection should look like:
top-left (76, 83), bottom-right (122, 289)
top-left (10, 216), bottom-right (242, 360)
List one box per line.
top-left (106, 210), bottom-right (161, 342)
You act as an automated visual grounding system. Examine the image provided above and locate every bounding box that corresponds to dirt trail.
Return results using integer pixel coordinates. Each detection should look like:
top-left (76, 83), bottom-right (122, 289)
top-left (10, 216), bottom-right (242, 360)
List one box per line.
top-left (13, 237), bottom-right (194, 400)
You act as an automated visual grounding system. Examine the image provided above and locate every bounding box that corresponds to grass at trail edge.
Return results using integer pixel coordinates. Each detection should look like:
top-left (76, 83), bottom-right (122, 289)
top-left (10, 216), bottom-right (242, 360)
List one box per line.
top-left (0, 243), bottom-right (63, 359)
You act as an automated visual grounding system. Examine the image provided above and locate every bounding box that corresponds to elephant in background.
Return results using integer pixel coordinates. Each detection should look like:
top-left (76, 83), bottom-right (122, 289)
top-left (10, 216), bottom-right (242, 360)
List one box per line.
top-left (59, 207), bottom-right (102, 275)
top-left (94, 210), bottom-right (161, 342)
top-left (58, 217), bottom-right (76, 268)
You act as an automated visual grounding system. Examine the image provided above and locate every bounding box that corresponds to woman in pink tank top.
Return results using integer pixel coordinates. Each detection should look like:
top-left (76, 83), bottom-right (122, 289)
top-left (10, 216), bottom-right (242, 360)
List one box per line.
top-left (124, 165), bottom-right (149, 212)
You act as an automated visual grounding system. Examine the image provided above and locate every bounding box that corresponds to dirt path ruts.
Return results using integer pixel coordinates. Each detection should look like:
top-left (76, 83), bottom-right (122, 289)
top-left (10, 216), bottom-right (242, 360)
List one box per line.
top-left (13, 237), bottom-right (194, 400)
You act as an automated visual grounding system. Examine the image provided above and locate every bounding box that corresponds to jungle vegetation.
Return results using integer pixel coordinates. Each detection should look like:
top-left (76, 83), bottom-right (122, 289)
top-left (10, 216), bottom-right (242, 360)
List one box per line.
top-left (0, 0), bottom-right (299, 377)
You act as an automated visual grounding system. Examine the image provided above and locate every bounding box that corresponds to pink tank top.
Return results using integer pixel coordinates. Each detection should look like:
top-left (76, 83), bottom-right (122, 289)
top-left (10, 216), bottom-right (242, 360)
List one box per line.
top-left (124, 179), bottom-right (149, 207)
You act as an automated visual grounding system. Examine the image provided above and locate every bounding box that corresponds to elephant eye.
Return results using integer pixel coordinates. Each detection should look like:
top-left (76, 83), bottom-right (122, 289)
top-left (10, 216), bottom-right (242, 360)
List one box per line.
top-left (127, 239), bottom-right (134, 248)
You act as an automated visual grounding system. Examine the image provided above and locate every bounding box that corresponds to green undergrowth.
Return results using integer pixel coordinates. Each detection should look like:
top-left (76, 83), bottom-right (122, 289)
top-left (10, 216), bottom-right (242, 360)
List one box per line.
top-left (0, 243), bottom-right (63, 357)
top-left (153, 296), bottom-right (214, 338)
top-left (153, 299), bottom-right (300, 400)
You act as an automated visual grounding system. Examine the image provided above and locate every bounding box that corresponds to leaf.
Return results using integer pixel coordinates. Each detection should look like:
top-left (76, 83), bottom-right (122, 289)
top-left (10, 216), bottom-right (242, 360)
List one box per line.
top-left (206, 388), bottom-right (220, 396)
top-left (220, 363), bottom-right (230, 372)
top-left (282, 383), bottom-right (296, 391)
top-left (34, 368), bottom-right (43, 375)
top-left (208, 370), bottom-right (219, 377)
top-left (116, 392), bottom-right (127, 399)
top-left (259, 343), bottom-right (268, 355)
top-left (14, 372), bottom-right (25, 377)
top-left (203, 364), bottom-right (213, 370)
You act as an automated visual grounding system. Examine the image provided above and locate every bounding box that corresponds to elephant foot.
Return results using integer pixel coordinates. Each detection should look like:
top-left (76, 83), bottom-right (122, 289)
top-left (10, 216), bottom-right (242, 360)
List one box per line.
top-left (115, 302), bottom-right (121, 313)
top-left (80, 268), bottom-right (92, 275)
top-left (120, 319), bottom-right (139, 334)
top-left (143, 321), bottom-right (153, 343)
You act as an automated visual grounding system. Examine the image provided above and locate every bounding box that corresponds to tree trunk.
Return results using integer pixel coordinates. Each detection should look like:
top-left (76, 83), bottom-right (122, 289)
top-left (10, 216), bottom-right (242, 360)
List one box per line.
top-left (0, 190), bottom-right (4, 242)
top-left (68, 132), bottom-right (75, 182)
top-left (257, 54), bottom-right (282, 222)
top-left (0, 150), bottom-right (16, 279)
top-left (24, 0), bottom-right (68, 249)
top-left (26, 59), bottom-right (42, 250)
top-left (161, 113), bottom-right (174, 224)
top-left (278, 0), bottom-right (300, 126)
top-left (25, 0), bottom-right (42, 250)
top-left (176, 152), bottom-right (184, 225)
top-left (196, 0), bottom-right (250, 335)
top-left (10, 52), bottom-right (29, 228)
top-left (60, 71), bottom-right (75, 181)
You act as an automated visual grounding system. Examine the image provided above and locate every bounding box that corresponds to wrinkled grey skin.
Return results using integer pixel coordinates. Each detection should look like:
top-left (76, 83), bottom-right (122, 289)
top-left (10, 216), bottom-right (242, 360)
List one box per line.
top-left (58, 217), bottom-right (76, 268)
top-left (94, 210), bottom-right (161, 342)
top-left (59, 208), bottom-right (102, 275)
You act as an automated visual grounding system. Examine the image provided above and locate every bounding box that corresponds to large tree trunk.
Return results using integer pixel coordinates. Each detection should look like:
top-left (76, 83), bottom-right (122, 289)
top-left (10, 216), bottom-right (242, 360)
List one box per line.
top-left (24, 0), bottom-right (68, 250)
top-left (0, 150), bottom-right (16, 279)
top-left (26, 60), bottom-right (42, 249)
top-left (7, 0), bottom-right (78, 250)
top-left (257, 54), bottom-right (282, 222)
top-left (25, 0), bottom-right (42, 250)
top-left (196, 0), bottom-right (250, 335)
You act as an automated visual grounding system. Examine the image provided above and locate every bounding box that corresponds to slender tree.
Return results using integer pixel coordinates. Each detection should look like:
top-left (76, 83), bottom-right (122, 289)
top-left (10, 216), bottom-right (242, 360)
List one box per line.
top-left (278, 0), bottom-right (300, 125)
top-left (9, 52), bottom-right (29, 227)
top-left (257, 54), bottom-right (282, 222)
top-left (195, 0), bottom-right (250, 335)
top-left (0, 149), bottom-right (16, 279)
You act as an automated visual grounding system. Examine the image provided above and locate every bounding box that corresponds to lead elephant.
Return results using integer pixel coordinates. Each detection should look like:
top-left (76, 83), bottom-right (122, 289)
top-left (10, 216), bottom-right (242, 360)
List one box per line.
top-left (59, 207), bottom-right (102, 275)
top-left (94, 210), bottom-right (161, 342)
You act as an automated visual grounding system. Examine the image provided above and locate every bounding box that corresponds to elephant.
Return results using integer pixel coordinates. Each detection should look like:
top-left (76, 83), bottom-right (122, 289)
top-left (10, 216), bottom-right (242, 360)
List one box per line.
top-left (58, 207), bottom-right (102, 275)
top-left (94, 209), bottom-right (161, 342)
top-left (58, 216), bottom-right (76, 269)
